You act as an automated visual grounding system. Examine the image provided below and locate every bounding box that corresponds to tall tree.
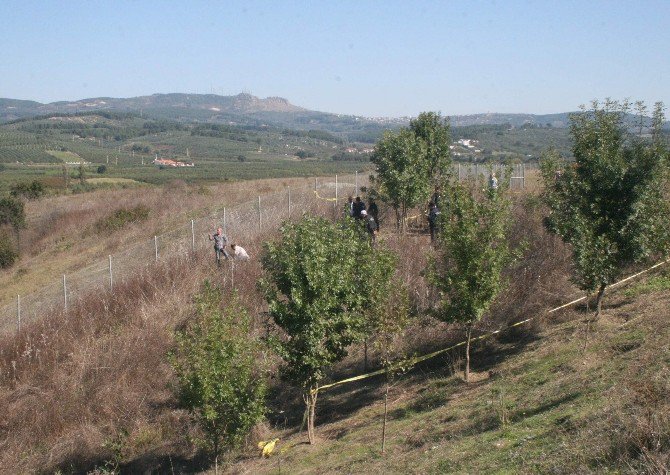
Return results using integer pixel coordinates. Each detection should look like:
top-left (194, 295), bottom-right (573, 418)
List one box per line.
top-left (541, 100), bottom-right (670, 318)
top-left (428, 177), bottom-right (517, 383)
top-left (409, 111), bottom-right (452, 187)
top-left (371, 111), bottom-right (452, 231)
top-left (371, 129), bottom-right (429, 231)
top-left (259, 217), bottom-right (395, 444)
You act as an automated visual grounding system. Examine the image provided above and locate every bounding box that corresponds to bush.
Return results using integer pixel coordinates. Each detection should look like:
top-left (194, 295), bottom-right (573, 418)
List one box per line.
top-left (237, 155), bottom-right (246, 162)
top-left (170, 282), bottom-right (266, 466)
top-left (0, 231), bottom-right (18, 268)
top-left (9, 181), bottom-right (45, 200)
top-left (97, 165), bottom-right (107, 174)
top-left (95, 205), bottom-right (150, 233)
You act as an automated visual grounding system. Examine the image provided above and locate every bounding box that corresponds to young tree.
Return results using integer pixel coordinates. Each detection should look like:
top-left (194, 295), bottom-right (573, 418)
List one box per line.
top-left (371, 129), bottom-right (429, 231)
top-left (259, 216), bottom-right (395, 444)
top-left (371, 111), bottom-right (452, 231)
top-left (428, 178), bottom-right (517, 383)
top-left (170, 282), bottom-right (267, 472)
top-left (409, 111), bottom-right (452, 187)
top-left (541, 100), bottom-right (670, 319)
top-left (369, 282), bottom-right (411, 454)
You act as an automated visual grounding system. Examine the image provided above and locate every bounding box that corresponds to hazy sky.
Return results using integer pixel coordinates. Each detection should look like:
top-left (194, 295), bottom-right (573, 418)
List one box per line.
top-left (1, 0), bottom-right (668, 116)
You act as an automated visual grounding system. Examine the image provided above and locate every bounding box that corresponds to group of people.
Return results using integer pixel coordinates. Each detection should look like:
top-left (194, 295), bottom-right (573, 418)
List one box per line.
top-left (209, 227), bottom-right (249, 265)
top-left (347, 196), bottom-right (380, 244)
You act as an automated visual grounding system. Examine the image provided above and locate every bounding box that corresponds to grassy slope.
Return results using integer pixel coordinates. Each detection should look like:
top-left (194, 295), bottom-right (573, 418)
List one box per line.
top-left (235, 273), bottom-right (670, 474)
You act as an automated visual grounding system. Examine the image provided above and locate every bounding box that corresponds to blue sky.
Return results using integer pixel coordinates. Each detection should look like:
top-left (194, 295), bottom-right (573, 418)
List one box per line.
top-left (0, 0), bottom-right (668, 116)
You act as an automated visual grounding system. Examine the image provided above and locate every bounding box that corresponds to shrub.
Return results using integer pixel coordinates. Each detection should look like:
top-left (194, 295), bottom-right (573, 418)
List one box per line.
top-left (97, 165), bottom-right (107, 174)
top-left (94, 205), bottom-right (150, 233)
top-left (170, 282), bottom-right (267, 468)
top-left (0, 230), bottom-right (18, 268)
top-left (10, 181), bottom-right (46, 200)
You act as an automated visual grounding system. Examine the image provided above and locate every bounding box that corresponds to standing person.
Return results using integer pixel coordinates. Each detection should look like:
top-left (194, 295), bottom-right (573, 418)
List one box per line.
top-left (353, 196), bottom-right (366, 219)
top-left (209, 227), bottom-right (229, 265)
top-left (230, 243), bottom-right (250, 261)
top-left (346, 196), bottom-right (354, 218)
top-left (367, 198), bottom-right (379, 231)
top-left (428, 202), bottom-right (440, 243)
top-left (361, 210), bottom-right (377, 245)
top-left (489, 173), bottom-right (499, 191)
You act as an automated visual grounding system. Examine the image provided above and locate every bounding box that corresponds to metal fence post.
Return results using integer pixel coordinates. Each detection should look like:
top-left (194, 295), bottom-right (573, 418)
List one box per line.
top-left (335, 174), bottom-right (338, 207)
top-left (17, 294), bottom-right (21, 332)
top-left (154, 235), bottom-right (158, 262)
top-left (63, 274), bottom-right (67, 311)
top-left (223, 207), bottom-right (227, 236)
top-left (109, 255), bottom-right (113, 292)
top-left (191, 219), bottom-right (195, 252)
top-left (288, 187), bottom-right (291, 218)
top-left (258, 196), bottom-right (262, 230)
top-left (458, 163), bottom-right (461, 181)
top-left (522, 164), bottom-right (526, 189)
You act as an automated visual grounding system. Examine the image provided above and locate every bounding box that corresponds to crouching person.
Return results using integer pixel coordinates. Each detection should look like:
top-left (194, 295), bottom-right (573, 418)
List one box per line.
top-left (231, 243), bottom-right (250, 261)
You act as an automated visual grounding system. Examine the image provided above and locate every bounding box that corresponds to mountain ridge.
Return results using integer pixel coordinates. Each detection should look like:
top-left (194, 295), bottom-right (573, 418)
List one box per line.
top-left (0, 92), bottom-right (576, 127)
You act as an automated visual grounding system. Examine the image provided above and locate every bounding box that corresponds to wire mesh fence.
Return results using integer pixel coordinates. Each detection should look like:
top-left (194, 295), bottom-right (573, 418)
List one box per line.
top-left (0, 164), bottom-right (532, 334)
top-left (0, 173), bottom-right (366, 334)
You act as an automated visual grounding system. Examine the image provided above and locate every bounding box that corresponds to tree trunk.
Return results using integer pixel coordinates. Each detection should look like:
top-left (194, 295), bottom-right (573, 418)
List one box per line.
top-left (381, 376), bottom-right (389, 454)
top-left (364, 339), bottom-right (369, 372)
top-left (465, 325), bottom-right (473, 383)
top-left (594, 283), bottom-right (606, 320)
top-left (305, 390), bottom-right (318, 444)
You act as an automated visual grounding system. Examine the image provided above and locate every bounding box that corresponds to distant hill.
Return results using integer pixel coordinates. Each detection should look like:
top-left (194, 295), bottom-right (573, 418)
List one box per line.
top-left (2, 93), bottom-right (667, 138)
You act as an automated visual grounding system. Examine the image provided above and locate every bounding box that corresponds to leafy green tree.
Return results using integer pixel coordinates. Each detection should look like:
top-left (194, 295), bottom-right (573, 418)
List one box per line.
top-left (540, 100), bottom-right (670, 318)
top-left (428, 178), bottom-right (517, 383)
top-left (259, 216), bottom-right (396, 444)
top-left (170, 282), bottom-right (267, 470)
top-left (371, 129), bottom-right (429, 231)
top-left (409, 111), bottom-right (452, 187)
top-left (371, 112), bottom-right (452, 231)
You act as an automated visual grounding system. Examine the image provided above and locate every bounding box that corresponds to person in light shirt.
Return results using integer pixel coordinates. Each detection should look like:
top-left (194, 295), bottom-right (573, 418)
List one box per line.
top-left (230, 243), bottom-right (250, 261)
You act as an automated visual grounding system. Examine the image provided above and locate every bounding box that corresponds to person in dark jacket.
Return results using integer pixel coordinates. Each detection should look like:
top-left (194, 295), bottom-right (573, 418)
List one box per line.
top-left (428, 202), bottom-right (440, 243)
top-left (352, 196), bottom-right (366, 219)
top-left (367, 198), bottom-right (379, 231)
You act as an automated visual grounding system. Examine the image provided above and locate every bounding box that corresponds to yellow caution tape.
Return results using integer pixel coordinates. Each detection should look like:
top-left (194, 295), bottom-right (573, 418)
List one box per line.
top-left (312, 258), bottom-right (670, 395)
top-left (313, 190), bottom-right (338, 202)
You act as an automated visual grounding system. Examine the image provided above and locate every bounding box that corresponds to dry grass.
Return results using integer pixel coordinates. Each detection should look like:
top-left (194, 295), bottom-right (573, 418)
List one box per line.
top-left (0, 176), bottom-right (323, 303)
top-left (1, 178), bottom-right (666, 473)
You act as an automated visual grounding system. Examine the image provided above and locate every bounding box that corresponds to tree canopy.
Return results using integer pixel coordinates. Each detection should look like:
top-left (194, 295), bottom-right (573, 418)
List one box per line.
top-left (371, 111), bottom-right (451, 231)
top-left (541, 100), bottom-right (670, 317)
top-left (259, 216), bottom-right (395, 443)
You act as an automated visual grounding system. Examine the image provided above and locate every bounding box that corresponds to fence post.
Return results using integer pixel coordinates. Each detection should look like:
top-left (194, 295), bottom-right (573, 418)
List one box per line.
top-left (154, 235), bottom-right (158, 262)
top-left (288, 187), bottom-right (291, 218)
top-left (314, 178), bottom-right (317, 191)
top-left (63, 274), bottom-right (67, 311)
top-left (223, 207), bottom-right (227, 236)
top-left (17, 294), bottom-right (20, 332)
top-left (109, 255), bottom-right (113, 292)
top-left (458, 163), bottom-right (461, 181)
top-left (355, 171), bottom-right (358, 196)
top-left (191, 219), bottom-right (195, 252)
top-left (335, 174), bottom-right (338, 207)
top-left (522, 164), bottom-right (526, 189)
top-left (258, 196), bottom-right (262, 230)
